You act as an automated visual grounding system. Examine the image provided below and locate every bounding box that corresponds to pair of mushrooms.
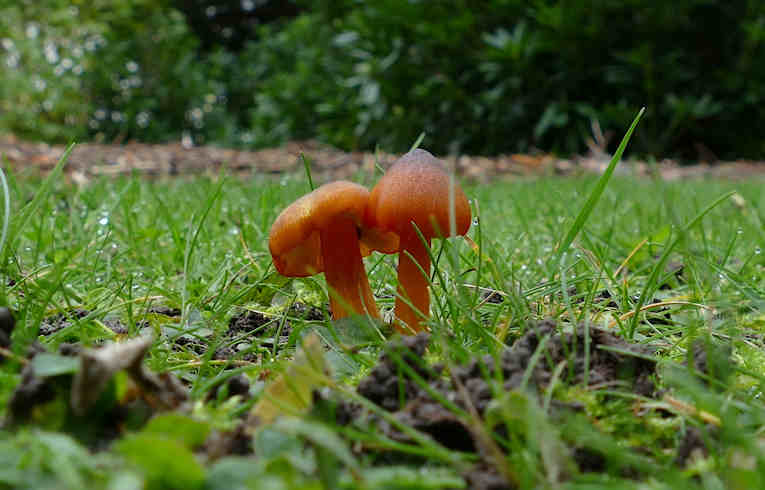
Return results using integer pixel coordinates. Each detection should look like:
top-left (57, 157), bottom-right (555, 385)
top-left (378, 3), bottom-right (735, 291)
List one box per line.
top-left (268, 149), bottom-right (471, 333)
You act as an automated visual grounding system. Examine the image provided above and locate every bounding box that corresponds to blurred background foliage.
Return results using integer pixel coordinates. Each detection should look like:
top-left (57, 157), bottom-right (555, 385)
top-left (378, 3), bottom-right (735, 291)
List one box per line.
top-left (1, 0), bottom-right (764, 159)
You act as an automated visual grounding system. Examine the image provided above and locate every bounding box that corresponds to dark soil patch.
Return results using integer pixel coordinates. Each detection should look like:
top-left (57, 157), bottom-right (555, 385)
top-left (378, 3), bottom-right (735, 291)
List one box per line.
top-left (675, 426), bottom-right (711, 466)
top-left (227, 310), bottom-right (271, 335)
top-left (38, 308), bottom-right (90, 336)
top-left (147, 306), bottom-right (182, 317)
top-left (463, 464), bottom-right (514, 490)
top-left (225, 309), bottom-right (291, 350)
top-left (482, 290), bottom-right (505, 304)
top-left (211, 343), bottom-right (259, 363)
top-left (289, 302), bottom-right (325, 321)
top-left (687, 338), bottom-right (733, 386)
top-left (504, 320), bottom-right (657, 396)
top-left (203, 422), bottom-right (254, 460)
top-left (103, 318), bottom-right (129, 335)
top-left (6, 363), bottom-right (58, 424)
top-left (658, 261), bottom-right (685, 290)
top-left (207, 373), bottom-right (251, 402)
top-left (171, 333), bottom-right (208, 355)
top-left (350, 320), bottom-right (658, 487)
top-left (595, 290), bottom-right (618, 309)
top-left (159, 309), bottom-right (287, 366)
top-left (58, 342), bottom-right (83, 357)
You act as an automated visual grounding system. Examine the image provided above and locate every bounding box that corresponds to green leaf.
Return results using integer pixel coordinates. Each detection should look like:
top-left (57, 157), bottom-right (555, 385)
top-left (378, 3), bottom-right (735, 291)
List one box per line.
top-left (116, 433), bottom-right (206, 490)
top-left (273, 417), bottom-right (360, 472)
top-left (325, 316), bottom-right (384, 346)
top-left (31, 353), bottom-right (80, 377)
top-left (141, 413), bottom-right (211, 448)
top-left (0, 430), bottom-right (105, 489)
top-left (206, 457), bottom-right (266, 490)
top-left (247, 271), bottom-right (292, 306)
top-left (629, 224), bottom-right (671, 265)
top-left (353, 466), bottom-right (466, 489)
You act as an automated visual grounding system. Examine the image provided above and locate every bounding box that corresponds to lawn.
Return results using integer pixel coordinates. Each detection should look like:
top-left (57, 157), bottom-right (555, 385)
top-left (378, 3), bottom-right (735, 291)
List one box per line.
top-left (0, 144), bottom-right (764, 489)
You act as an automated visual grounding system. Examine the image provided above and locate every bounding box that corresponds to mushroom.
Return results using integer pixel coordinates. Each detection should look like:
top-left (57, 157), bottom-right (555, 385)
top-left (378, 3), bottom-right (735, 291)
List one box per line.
top-left (365, 149), bottom-right (471, 333)
top-left (269, 181), bottom-right (396, 320)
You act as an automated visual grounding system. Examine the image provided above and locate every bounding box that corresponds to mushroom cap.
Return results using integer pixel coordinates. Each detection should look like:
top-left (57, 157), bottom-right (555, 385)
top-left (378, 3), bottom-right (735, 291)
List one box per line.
top-left (365, 149), bottom-right (471, 239)
top-left (269, 181), bottom-right (397, 276)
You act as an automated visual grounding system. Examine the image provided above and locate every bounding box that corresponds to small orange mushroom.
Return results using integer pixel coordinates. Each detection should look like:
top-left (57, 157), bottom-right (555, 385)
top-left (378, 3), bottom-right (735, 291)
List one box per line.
top-left (365, 149), bottom-right (471, 333)
top-left (269, 181), bottom-right (396, 320)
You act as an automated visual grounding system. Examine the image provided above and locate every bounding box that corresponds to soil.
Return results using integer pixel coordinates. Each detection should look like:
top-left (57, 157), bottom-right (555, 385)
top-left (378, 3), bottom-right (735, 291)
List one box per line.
top-left (203, 422), bottom-right (254, 460)
top-left (3, 135), bottom-right (764, 182)
top-left (168, 307), bottom-right (309, 364)
top-left (351, 320), bottom-right (658, 487)
top-left (147, 306), bottom-right (182, 317)
top-left (227, 310), bottom-right (272, 336)
top-left (687, 338), bottom-right (733, 386)
top-left (675, 426), bottom-right (711, 466)
top-left (38, 308), bottom-right (90, 336)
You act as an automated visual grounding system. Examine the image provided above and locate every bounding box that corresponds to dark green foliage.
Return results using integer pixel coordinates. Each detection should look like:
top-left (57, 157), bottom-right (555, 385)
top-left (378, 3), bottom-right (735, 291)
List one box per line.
top-left (2, 0), bottom-right (765, 158)
top-left (269, 0), bottom-right (765, 158)
top-left (172, 0), bottom-right (303, 51)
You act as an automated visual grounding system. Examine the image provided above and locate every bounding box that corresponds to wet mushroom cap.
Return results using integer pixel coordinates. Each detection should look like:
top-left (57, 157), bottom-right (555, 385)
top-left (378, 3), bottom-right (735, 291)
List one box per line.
top-left (269, 181), bottom-right (397, 277)
top-left (365, 149), bottom-right (471, 238)
top-left (364, 149), bottom-right (471, 333)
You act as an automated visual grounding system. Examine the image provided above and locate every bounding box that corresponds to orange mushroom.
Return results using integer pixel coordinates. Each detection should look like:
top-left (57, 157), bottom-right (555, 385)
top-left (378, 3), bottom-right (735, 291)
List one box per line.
top-left (365, 149), bottom-right (471, 333)
top-left (269, 181), bottom-right (396, 320)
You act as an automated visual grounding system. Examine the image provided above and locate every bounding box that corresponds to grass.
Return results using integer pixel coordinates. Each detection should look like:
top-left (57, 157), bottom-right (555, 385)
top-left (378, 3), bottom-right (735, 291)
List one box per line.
top-left (0, 141), bottom-right (764, 489)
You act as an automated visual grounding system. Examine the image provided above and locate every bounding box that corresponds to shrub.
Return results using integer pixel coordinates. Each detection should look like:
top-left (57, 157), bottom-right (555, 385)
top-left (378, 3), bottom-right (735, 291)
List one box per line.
top-left (240, 0), bottom-right (765, 158)
top-left (0, 0), bottom-right (231, 145)
top-left (2, 0), bottom-right (764, 159)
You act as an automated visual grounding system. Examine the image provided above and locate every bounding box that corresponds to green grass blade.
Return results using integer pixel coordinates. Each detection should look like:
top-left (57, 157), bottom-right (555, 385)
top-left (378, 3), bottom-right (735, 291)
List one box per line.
top-left (557, 108), bottom-right (644, 257)
top-left (301, 153), bottom-right (315, 190)
top-left (408, 132), bottom-right (426, 152)
top-left (0, 157), bottom-right (11, 259)
top-left (6, 142), bottom-right (75, 262)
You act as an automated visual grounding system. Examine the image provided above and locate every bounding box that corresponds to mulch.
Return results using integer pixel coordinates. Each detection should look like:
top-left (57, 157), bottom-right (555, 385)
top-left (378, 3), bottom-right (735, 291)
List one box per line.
top-left (1, 134), bottom-right (763, 182)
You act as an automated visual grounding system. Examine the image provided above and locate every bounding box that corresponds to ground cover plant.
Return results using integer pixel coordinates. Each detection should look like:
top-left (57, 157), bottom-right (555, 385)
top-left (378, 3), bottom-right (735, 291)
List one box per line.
top-left (0, 138), bottom-right (764, 489)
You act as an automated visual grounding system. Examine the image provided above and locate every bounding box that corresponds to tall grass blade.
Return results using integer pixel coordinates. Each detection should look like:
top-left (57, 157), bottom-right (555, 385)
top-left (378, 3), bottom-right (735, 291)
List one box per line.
top-left (557, 108), bottom-right (644, 257)
top-left (0, 158), bottom-right (11, 259)
top-left (301, 153), bottom-right (315, 190)
top-left (408, 132), bottom-right (426, 152)
top-left (5, 142), bottom-right (75, 262)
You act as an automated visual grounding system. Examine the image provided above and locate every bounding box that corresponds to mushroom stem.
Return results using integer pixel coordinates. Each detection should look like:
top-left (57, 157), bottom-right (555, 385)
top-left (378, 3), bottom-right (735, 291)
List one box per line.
top-left (395, 228), bottom-right (431, 333)
top-left (320, 215), bottom-right (379, 319)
